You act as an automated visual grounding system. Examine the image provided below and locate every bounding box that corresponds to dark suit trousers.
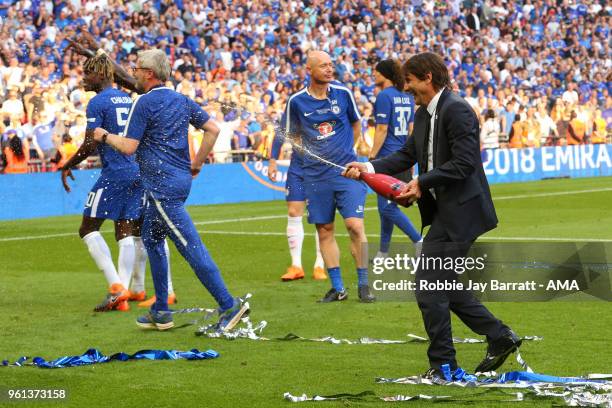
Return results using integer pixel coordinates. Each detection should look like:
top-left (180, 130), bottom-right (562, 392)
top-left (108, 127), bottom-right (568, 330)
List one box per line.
top-left (415, 209), bottom-right (509, 371)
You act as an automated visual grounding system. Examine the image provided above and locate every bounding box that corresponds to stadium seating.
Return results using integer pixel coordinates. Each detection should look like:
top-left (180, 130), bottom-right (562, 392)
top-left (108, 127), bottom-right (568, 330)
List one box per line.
top-left (0, 0), bottom-right (610, 174)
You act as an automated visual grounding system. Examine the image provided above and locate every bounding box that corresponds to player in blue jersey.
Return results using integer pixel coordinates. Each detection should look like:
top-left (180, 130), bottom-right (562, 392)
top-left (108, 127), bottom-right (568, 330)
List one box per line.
top-left (268, 125), bottom-right (327, 281)
top-left (61, 53), bottom-right (177, 312)
top-left (60, 54), bottom-right (140, 312)
top-left (283, 50), bottom-right (374, 303)
top-left (65, 40), bottom-right (178, 310)
top-left (92, 49), bottom-right (248, 331)
top-left (369, 59), bottom-right (422, 257)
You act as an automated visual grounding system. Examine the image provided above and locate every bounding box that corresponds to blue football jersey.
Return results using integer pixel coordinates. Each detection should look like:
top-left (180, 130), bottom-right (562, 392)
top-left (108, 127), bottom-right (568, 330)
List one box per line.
top-left (86, 87), bottom-right (138, 178)
top-left (124, 86), bottom-right (209, 200)
top-left (284, 83), bottom-right (361, 181)
top-left (374, 86), bottom-right (415, 158)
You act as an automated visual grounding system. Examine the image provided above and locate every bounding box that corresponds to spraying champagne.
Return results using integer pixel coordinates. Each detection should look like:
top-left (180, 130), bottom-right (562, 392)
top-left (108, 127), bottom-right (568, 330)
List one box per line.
top-left (287, 141), bottom-right (412, 207)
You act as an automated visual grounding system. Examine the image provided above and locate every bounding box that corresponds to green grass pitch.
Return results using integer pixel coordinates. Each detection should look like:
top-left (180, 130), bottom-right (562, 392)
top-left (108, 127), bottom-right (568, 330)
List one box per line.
top-left (0, 176), bottom-right (611, 407)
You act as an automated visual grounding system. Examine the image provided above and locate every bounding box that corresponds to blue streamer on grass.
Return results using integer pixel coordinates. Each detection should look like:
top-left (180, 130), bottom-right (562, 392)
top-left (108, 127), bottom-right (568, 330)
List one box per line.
top-left (497, 371), bottom-right (607, 384)
top-left (2, 348), bottom-right (219, 368)
top-left (451, 368), bottom-right (607, 385)
top-left (378, 368), bottom-right (610, 388)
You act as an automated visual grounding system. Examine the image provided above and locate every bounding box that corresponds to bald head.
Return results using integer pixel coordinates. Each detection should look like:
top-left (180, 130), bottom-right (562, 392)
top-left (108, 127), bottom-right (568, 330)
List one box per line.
top-left (306, 50), bottom-right (334, 86)
top-left (307, 50), bottom-right (332, 68)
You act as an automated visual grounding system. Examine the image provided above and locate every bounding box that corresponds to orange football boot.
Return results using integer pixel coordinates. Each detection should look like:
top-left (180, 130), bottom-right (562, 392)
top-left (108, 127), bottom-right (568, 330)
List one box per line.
top-left (281, 266), bottom-right (305, 281)
top-left (115, 300), bottom-right (130, 311)
top-left (93, 283), bottom-right (130, 312)
top-left (313, 266), bottom-right (328, 280)
top-left (138, 293), bottom-right (177, 308)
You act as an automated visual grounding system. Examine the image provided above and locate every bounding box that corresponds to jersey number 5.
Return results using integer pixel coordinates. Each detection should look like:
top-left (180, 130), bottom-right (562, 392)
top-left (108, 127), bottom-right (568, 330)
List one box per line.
top-left (115, 107), bottom-right (129, 136)
top-left (394, 106), bottom-right (411, 136)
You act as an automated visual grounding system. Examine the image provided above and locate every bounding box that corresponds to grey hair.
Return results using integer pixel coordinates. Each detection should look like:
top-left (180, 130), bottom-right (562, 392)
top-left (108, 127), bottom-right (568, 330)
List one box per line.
top-left (137, 49), bottom-right (171, 81)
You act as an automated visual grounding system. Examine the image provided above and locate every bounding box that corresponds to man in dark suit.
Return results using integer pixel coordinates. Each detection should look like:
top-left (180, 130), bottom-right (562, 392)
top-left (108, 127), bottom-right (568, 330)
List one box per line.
top-left (343, 52), bottom-right (521, 378)
top-left (466, 6), bottom-right (481, 32)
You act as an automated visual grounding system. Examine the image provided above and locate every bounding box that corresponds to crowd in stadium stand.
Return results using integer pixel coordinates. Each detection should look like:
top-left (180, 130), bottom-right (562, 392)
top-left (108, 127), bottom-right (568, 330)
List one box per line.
top-left (0, 0), bottom-right (610, 174)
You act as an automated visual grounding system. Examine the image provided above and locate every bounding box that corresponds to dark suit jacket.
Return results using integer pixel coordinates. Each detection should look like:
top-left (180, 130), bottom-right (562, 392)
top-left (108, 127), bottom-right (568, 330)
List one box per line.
top-left (371, 88), bottom-right (498, 242)
top-left (466, 13), bottom-right (480, 31)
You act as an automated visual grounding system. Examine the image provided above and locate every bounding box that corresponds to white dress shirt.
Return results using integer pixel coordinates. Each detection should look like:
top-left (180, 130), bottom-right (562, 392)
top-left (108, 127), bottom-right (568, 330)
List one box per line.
top-left (426, 89), bottom-right (443, 173)
top-left (424, 89), bottom-right (444, 198)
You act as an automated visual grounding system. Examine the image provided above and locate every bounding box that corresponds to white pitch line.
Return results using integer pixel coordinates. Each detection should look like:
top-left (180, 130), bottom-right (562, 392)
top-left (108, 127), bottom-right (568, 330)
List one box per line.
top-left (193, 207), bottom-right (378, 226)
top-left (1, 187), bottom-right (611, 242)
top-left (493, 187), bottom-right (612, 200)
top-left (0, 211), bottom-right (379, 242)
top-left (194, 214), bottom-right (288, 225)
top-left (196, 230), bottom-right (612, 242)
top-left (176, 186), bottom-right (612, 231)
top-left (193, 187), bottom-right (612, 226)
top-left (472, 236), bottom-right (612, 242)
top-left (0, 231), bottom-right (78, 242)
top-left (2, 228), bottom-right (611, 243)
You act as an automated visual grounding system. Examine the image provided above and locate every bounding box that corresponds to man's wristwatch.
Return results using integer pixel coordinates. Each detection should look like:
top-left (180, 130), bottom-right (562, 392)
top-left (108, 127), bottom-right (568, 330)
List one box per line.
top-left (101, 131), bottom-right (109, 144)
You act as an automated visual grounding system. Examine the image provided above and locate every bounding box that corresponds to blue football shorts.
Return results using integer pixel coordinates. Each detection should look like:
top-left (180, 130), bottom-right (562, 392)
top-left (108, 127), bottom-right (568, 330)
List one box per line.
top-left (304, 175), bottom-right (367, 224)
top-left (83, 175), bottom-right (144, 221)
top-left (285, 169), bottom-right (306, 202)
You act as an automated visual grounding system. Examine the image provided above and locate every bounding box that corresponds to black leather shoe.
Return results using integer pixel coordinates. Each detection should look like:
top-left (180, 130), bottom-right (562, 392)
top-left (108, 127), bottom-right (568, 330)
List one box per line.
top-left (475, 330), bottom-right (522, 373)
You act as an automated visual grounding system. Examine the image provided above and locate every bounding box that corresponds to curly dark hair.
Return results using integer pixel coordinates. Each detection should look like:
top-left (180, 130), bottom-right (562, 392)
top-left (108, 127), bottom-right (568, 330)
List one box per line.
top-left (375, 59), bottom-right (404, 90)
